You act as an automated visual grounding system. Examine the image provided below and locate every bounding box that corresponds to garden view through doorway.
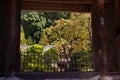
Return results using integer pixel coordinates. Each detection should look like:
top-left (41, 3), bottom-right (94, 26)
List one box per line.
top-left (20, 11), bottom-right (93, 72)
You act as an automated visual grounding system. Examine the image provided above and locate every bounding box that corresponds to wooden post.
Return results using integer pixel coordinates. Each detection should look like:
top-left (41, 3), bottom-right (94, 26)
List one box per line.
top-left (97, 0), bottom-right (109, 76)
top-left (91, 0), bottom-right (101, 72)
top-left (116, 35), bottom-right (120, 72)
top-left (4, 0), bottom-right (20, 76)
top-left (105, 4), bottom-right (118, 72)
top-left (0, 0), bottom-right (8, 74)
top-left (115, 0), bottom-right (120, 72)
top-left (92, 0), bottom-right (109, 76)
top-left (115, 0), bottom-right (120, 36)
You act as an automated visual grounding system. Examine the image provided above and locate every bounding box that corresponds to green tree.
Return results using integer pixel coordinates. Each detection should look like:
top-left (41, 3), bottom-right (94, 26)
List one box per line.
top-left (41, 13), bottom-right (91, 62)
top-left (20, 25), bottom-right (26, 45)
top-left (43, 13), bottom-right (91, 54)
top-left (26, 36), bottom-right (33, 45)
top-left (39, 30), bottom-right (48, 45)
top-left (21, 11), bottom-right (47, 44)
top-left (44, 12), bottom-right (70, 27)
top-left (21, 11), bottom-right (70, 44)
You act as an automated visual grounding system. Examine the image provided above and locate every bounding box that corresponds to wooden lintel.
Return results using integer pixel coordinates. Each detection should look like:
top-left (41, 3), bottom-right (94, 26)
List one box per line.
top-left (21, 0), bottom-right (114, 4)
top-left (21, 1), bottom-right (91, 12)
top-left (21, 0), bottom-right (92, 4)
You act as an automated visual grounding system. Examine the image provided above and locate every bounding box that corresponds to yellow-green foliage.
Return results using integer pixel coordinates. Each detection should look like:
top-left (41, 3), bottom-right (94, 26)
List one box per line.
top-left (20, 25), bottom-right (26, 45)
top-left (41, 13), bottom-right (91, 55)
top-left (26, 44), bottom-right (44, 54)
top-left (44, 47), bottom-right (58, 64)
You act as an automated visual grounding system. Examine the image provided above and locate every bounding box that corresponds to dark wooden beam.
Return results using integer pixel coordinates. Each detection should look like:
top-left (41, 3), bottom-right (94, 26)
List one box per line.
top-left (21, 0), bottom-right (113, 4)
top-left (91, 0), bottom-right (100, 72)
top-left (115, 0), bottom-right (120, 36)
top-left (0, 0), bottom-right (8, 73)
top-left (14, 0), bottom-right (21, 73)
top-left (116, 35), bottom-right (120, 72)
top-left (105, 4), bottom-right (118, 72)
top-left (21, 1), bottom-right (91, 12)
top-left (4, 0), bottom-right (20, 76)
top-left (115, 0), bottom-right (120, 72)
top-left (21, 0), bottom-right (92, 4)
top-left (92, 0), bottom-right (109, 76)
top-left (97, 0), bottom-right (109, 76)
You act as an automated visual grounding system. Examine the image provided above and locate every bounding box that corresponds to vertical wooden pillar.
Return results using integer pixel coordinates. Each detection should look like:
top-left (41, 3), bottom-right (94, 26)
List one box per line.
top-left (105, 4), bottom-right (118, 72)
top-left (0, 0), bottom-right (8, 73)
top-left (91, 0), bottom-right (101, 72)
top-left (4, 0), bottom-right (20, 76)
top-left (115, 0), bottom-right (120, 72)
top-left (92, 0), bottom-right (108, 76)
top-left (115, 0), bottom-right (120, 36)
top-left (14, 0), bottom-right (21, 73)
top-left (116, 35), bottom-right (120, 72)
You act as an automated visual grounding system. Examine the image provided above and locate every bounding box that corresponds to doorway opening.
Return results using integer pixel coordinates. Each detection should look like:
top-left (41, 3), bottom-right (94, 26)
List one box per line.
top-left (20, 11), bottom-right (93, 72)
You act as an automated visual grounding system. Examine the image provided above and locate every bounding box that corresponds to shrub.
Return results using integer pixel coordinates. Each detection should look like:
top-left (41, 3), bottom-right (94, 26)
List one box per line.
top-left (21, 44), bottom-right (44, 72)
top-left (69, 50), bottom-right (93, 72)
top-left (26, 44), bottom-right (44, 54)
top-left (44, 47), bottom-right (58, 64)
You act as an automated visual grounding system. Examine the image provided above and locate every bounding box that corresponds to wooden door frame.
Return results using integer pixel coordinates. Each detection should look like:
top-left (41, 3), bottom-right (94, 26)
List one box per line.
top-left (4, 0), bottom-right (119, 77)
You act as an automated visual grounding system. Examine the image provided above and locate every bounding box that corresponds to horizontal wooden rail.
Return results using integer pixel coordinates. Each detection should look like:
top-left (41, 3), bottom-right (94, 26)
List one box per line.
top-left (21, 1), bottom-right (91, 12)
top-left (21, 0), bottom-right (92, 4)
top-left (21, 0), bottom-right (113, 4)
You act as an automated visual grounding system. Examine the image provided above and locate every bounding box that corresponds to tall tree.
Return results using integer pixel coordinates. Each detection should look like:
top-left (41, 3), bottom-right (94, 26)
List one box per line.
top-left (20, 25), bottom-right (26, 45)
top-left (21, 11), bottom-right (47, 44)
top-left (21, 11), bottom-right (70, 44)
top-left (41, 13), bottom-right (91, 61)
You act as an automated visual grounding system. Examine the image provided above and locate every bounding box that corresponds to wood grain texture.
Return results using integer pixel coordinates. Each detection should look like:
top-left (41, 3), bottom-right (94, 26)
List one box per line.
top-left (21, 1), bottom-right (91, 12)
top-left (116, 35), bottom-right (120, 72)
top-left (115, 0), bottom-right (120, 36)
top-left (21, 0), bottom-right (113, 4)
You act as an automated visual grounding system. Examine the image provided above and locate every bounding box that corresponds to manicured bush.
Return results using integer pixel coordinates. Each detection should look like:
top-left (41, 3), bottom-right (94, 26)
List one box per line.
top-left (69, 50), bottom-right (93, 72)
top-left (26, 44), bottom-right (44, 54)
top-left (44, 47), bottom-right (58, 64)
top-left (21, 44), bottom-right (44, 72)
